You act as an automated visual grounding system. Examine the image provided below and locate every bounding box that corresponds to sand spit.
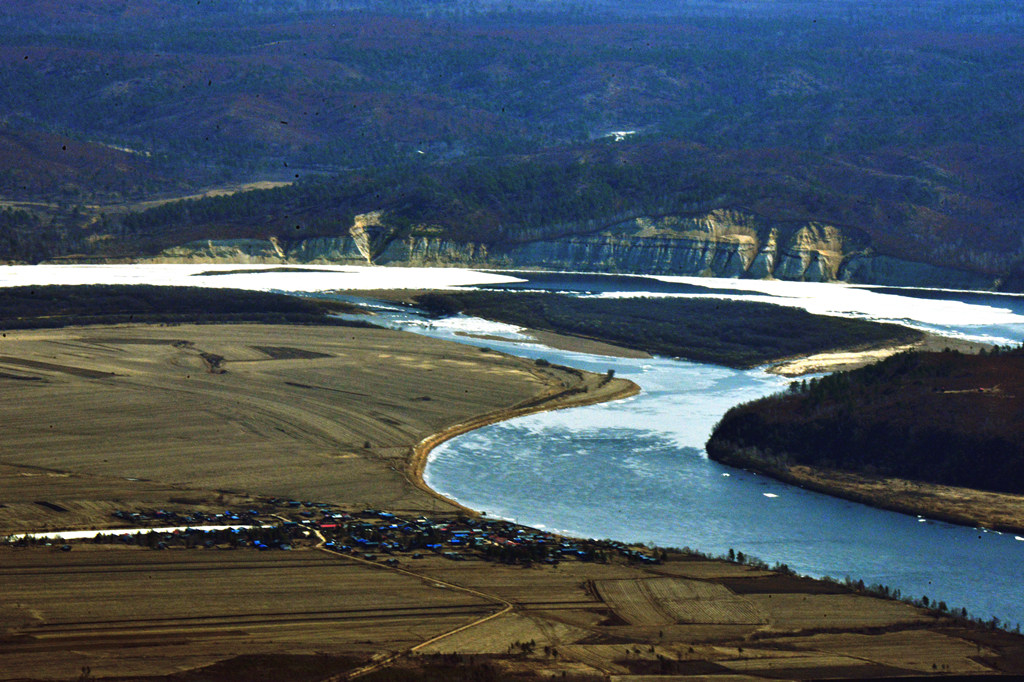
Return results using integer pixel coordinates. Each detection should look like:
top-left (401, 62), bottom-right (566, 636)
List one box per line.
top-left (767, 332), bottom-right (992, 376)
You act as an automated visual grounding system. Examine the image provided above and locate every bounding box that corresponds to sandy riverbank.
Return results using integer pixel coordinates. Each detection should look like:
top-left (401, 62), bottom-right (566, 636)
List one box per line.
top-left (786, 466), bottom-right (1024, 535)
top-left (708, 443), bottom-right (1024, 535)
top-left (455, 328), bottom-right (653, 359)
top-left (766, 332), bottom-right (992, 376)
top-left (407, 370), bottom-right (640, 513)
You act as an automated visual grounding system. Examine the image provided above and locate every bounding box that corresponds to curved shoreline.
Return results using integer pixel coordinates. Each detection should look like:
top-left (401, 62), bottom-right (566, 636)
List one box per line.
top-left (707, 443), bottom-right (1024, 535)
top-left (406, 370), bottom-right (641, 516)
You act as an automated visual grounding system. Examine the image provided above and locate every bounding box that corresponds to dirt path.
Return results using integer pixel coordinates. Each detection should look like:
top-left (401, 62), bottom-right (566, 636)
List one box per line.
top-left (307, 526), bottom-right (513, 681)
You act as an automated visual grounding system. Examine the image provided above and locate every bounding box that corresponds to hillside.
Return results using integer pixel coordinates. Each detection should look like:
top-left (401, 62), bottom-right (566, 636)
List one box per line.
top-left (1, 1), bottom-right (1023, 285)
top-left (102, 142), bottom-right (1016, 288)
top-left (707, 349), bottom-right (1024, 498)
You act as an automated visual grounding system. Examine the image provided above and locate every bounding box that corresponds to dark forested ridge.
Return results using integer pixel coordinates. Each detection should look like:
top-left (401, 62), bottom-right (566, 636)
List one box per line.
top-left (112, 145), bottom-right (723, 250)
top-left (0, 284), bottom-right (361, 330)
top-left (413, 291), bottom-right (920, 368)
top-left (707, 349), bottom-right (1024, 494)
top-left (1, 1), bottom-right (1023, 283)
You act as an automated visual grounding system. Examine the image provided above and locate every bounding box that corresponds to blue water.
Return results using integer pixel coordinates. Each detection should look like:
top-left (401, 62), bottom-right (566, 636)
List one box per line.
top-left (361, 278), bottom-right (1024, 627)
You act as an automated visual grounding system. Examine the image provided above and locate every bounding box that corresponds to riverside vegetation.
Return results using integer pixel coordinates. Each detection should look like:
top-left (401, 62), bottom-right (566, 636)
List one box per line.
top-left (0, 284), bottom-right (361, 330)
top-left (413, 291), bottom-right (922, 368)
top-left (706, 347), bottom-right (1024, 530)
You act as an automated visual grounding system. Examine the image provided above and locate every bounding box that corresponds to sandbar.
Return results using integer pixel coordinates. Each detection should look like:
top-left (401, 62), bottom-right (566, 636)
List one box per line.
top-left (766, 332), bottom-right (991, 376)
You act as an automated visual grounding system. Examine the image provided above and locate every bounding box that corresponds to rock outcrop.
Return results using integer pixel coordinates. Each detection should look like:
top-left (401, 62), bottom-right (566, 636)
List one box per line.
top-left (153, 207), bottom-right (1000, 289)
top-left (349, 210), bottom-right (403, 264)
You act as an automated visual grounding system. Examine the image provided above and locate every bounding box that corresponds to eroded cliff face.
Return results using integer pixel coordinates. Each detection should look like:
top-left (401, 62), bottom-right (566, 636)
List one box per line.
top-left (153, 208), bottom-right (998, 289)
top-left (349, 210), bottom-right (402, 264)
top-left (494, 210), bottom-right (862, 282)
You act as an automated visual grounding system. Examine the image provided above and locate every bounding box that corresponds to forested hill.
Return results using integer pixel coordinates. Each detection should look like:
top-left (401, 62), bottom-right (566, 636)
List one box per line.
top-left (706, 349), bottom-right (1024, 495)
top-left (1, 1), bottom-right (1023, 285)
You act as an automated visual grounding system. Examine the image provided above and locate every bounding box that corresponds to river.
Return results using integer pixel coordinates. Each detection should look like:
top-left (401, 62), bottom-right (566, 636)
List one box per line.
top-left (4, 264), bottom-right (1024, 627)
top-left (384, 271), bottom-right (1024, 628)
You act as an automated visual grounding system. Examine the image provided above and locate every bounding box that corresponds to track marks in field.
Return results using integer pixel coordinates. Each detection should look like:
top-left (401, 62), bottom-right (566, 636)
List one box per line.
top-left (0, 356), bottom-right (114, 379)
top-left (595, 577), bottom-right (766, 626)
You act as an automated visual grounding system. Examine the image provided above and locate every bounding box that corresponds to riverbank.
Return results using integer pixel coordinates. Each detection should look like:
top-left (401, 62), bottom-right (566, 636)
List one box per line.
top-left (408, 369), bottom-right (641, 514)
top-left (766, 332), bottom-right (993, 376)
top-left (708, 442), bottom-right (1024, 535)
top-left (712, 343), bottom-right (1024, 534)
top-left (6, 322), bottom-right (1024, 679)
top-left (0, 322), bottom-right (580, 534)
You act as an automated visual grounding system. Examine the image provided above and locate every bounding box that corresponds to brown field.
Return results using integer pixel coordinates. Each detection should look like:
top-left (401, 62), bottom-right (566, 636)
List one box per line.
top-left (0, 323), bottom-right (634, 534)
top-left (2, 323), bottom-right (1024, 679)
top-left (0, 546), bottom-right (493, 680)
top-left (596, 578), bottom-right (767, 626)
top-left (4, 520), bottom-right (1024, 681)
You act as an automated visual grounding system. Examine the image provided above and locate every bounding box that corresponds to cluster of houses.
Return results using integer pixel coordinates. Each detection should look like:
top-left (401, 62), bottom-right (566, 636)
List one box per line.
top-left (318, 509), bottom-right (662, 567)
top-left (13, 501), bottom-right (662, 566)
top-left (109, 507), bottom-right (263, 525)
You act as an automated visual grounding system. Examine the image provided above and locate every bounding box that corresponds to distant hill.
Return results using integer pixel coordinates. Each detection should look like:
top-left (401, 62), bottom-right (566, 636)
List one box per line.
top-left (103, 142), bottom-right (1022, 289)
top-left (1, 1), bottom-right (1022, 284)
top-left (0, 125), bottom-right (171, 202)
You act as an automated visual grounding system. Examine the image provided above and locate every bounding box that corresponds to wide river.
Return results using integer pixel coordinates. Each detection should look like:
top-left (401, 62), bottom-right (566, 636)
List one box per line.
top-left (4, 264), bottom-right (1024, 627)
top-left (397, 272), bottom-right (1024, 629)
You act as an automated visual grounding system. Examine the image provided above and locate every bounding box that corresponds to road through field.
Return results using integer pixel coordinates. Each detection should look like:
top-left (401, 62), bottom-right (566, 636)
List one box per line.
top-left (307, 526), bottom-right (514, 681)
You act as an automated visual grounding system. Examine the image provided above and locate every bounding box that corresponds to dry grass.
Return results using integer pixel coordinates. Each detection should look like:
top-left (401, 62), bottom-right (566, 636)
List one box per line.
top-left (749, 593), bottom-right (931, 632)
top-left (595, 577), bottom-right (766, 626)
top-left (0, 546), bottom-right (492, 680)
top-left (786, 630), bottom-right (997, 674)
top-left (414, 611), bottom-right (591, 655)
top-left (0, 323), bottom-right (577, 533)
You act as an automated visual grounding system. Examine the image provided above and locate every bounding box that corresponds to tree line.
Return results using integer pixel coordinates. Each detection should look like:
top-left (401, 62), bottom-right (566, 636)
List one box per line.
top-left (707, 348), bottom-right (1024, 493)
top-left (413, 291), bottom-right (919, 368)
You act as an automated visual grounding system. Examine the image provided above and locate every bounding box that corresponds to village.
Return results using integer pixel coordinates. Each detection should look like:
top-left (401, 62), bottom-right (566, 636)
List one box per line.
top-left (5, 500), bottom-right (664, 568)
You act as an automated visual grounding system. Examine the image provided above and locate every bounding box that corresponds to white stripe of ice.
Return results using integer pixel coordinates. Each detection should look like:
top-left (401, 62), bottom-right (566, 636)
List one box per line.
top-left (5, 524), bottom-right (266, 542)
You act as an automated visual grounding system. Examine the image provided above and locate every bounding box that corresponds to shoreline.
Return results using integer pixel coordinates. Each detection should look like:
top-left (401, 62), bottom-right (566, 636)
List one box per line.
top-left (417, 321), bottom-right (1010, 536)
top-left (784, 466), bottom-right (1024, 536)
top-left (708, 443), bottom-right (1024, 535)
top-left (765, 331), bottom-right (991, 377)
top-left (407, 369), bottom-right (641, 516)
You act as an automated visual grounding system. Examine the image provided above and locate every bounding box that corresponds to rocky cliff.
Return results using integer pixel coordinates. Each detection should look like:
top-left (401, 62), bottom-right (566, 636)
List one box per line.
top-left (153, 208), bottom-right (999, 289)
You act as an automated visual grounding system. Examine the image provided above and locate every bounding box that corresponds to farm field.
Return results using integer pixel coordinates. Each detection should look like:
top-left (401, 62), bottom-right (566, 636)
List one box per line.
top-left (6, 543), bottom-right (1020, 681)
top-left (0, 322), bottom-right (630, 534)
top-left (0, 546), bottom-right (491, 680)
top-left (3, 323), bottom-right (1024, 679)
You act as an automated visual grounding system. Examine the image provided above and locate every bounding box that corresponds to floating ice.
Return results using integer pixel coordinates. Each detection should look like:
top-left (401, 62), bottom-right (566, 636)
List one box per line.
top-left (0, 264), bottom-right (525, 293)
top-left (404, 314), bottom-right (527, 339)
top-left (639, 275), bottom-right (1024, 340)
